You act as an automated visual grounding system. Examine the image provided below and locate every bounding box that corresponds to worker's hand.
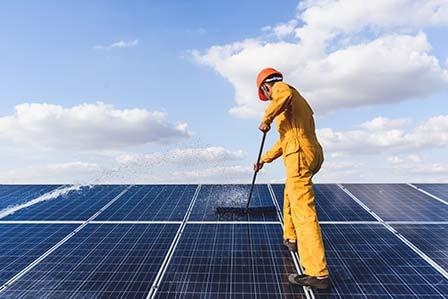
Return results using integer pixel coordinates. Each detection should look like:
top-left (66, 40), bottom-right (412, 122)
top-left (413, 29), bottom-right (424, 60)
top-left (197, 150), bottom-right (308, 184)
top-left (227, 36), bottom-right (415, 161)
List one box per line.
top-left (253, 160), bottom-right (265, 172)
top-left (259, 122), bottom-right (271, 133)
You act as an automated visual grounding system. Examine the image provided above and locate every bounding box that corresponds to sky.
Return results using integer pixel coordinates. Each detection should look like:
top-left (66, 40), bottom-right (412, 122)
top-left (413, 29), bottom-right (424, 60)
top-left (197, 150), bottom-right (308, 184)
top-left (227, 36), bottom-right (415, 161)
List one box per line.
top-left (0, 0), bottom-right (447, 184)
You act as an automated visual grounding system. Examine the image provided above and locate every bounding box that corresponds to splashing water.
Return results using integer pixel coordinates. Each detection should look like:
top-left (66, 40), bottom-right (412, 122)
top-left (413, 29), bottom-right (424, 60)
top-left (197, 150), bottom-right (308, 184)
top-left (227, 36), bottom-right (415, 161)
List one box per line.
top-left (70, 136), bottom-right (253, 185)
top-left (0, 184), bottom-right (85, 219)
top-left (213, 185), bottom-right (251, 207)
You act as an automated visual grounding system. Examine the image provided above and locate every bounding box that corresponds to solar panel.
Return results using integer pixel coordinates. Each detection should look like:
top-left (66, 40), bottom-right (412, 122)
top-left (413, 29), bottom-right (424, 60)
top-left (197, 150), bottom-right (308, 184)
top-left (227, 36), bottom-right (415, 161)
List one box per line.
top-left (391, 224), bottom-right (448, 272)
top-left (0, 224), bottom-right (179, 298)
top-left (188, 184), bottom-right (278, 221)
top-left (0, 185), bottom-right (60, 211)
top-left (271, 184), bottom-right (376, 221)
top-left (96, 185), bottom-right (197, 221)
top-left (2, 185), bottom-right (128, 221)
top-left (0, 184), bottom-right (447, 298)
top-left (343, 184), bottom-right (448, 221)
top-left (155, 223), bottom-right (306, 298)
top-left (316, 224), bottom-right (447, 298)
top-left (414, 184), bottom-right (448, 202)
top-left (0, 224), bottom-right (77, 286)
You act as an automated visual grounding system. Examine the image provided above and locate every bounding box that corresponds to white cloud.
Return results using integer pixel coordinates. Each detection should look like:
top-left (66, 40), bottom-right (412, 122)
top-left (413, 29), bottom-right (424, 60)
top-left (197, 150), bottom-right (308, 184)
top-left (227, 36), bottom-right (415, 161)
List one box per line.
top-left (296, 0), bottom-right (448, 42)
top-left (263, 20), bottom-right (299, 38)
top-left (0, 162), bottom-right (100, 184)
top-left (193, 0), bottom-right (448, 118)
top-left (116, 147), bottom-right (245, 165)
top-left (387, 154), bottom-right (448, 182)
top-left (0, 102), bottom-right (190, 150)
top-left (94, 39), bottom-right (139, 50)
top-left (360, 116), bottom-right (411, 131)
top-left (318, 115), bottom-right (448, 155)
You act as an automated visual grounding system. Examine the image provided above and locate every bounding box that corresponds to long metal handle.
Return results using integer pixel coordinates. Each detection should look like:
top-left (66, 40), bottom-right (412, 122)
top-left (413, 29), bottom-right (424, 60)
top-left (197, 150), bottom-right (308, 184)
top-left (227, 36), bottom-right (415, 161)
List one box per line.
top-left (246, 131), bottom-right (267, 209)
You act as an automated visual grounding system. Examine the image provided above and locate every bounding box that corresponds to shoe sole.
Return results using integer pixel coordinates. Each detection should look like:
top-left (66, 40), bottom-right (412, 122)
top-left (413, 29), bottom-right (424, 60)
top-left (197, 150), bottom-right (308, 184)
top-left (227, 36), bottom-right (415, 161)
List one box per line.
top-left (288, 275), bottom-right (331, 289)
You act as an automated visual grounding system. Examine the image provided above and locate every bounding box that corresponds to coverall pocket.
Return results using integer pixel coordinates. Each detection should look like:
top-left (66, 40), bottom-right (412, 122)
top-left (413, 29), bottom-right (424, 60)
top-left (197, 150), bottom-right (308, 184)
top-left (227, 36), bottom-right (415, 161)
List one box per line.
top-left (283, 139), bottom-right (301, 178)
top-left (284, 152), bottom-right (300, 178)
top-left (283, 139), bottom-right (300, 157)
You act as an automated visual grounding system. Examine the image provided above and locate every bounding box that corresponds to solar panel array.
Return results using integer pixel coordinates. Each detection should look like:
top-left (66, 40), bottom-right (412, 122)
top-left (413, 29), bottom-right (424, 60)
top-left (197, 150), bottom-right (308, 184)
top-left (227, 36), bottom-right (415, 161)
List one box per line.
top-left (0, 183), bottom-right (446, 298)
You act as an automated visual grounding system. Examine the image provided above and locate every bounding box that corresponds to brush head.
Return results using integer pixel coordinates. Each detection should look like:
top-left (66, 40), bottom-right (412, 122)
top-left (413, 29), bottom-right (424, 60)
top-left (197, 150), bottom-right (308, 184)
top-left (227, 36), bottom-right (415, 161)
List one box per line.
top-left (216, 206), bottom-right (277, 215)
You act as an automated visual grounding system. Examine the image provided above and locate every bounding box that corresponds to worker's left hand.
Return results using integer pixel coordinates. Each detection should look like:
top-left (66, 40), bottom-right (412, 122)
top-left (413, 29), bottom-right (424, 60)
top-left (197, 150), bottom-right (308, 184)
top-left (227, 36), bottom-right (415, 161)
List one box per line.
top-left (259, 122), bottom-right (270, 133)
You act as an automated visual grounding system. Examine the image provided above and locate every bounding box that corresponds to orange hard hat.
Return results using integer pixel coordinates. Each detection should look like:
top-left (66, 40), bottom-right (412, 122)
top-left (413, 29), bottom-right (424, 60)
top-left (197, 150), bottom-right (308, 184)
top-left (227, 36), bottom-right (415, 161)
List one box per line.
top-left (256, 67), bottom-right (283, 101)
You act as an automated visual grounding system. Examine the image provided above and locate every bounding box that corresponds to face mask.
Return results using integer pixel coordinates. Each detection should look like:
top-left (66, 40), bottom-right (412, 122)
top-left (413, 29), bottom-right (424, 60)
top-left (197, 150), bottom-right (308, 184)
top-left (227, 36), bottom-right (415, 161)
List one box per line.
top-left (261, 85), bottom-right (271, 100)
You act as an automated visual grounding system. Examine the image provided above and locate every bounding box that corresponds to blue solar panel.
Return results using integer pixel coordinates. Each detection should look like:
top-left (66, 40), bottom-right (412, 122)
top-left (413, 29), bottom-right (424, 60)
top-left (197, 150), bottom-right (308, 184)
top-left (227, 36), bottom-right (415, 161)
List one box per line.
top-left (188, 184), bottom-right (278, 221)
top-left (0, 224), bottom-right (179, 298)
top-left (1, 184), bottom-right (447, 298)
top-left (2, 185), bottom-right (128, 221)
top-left (414, 184), bottom-right (448, 202)
top-left (391, 224), bottom-right (448, 272)
top-left (271, 184), bottom-right (376, 221)
top-left (155, 223), bottom-right (306, 298)
top-left (0, 185), bottom-right (60, 211)
top-left (96, 185), bottom-right (197, 221)
top-left (316, 224), bottom-right (447, 298)
top-left (343, 184), bottom-right (448, 221)
top-left (0, 224), bottom-right (77, 286)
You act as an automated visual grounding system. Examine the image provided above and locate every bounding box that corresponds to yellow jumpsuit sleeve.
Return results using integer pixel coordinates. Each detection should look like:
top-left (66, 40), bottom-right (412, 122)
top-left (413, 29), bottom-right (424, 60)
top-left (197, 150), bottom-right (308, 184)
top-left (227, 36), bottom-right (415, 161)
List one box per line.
top-left (261, 139), bottom-right (282, 163)
top-left (261, 82), bottom-right (293, 125)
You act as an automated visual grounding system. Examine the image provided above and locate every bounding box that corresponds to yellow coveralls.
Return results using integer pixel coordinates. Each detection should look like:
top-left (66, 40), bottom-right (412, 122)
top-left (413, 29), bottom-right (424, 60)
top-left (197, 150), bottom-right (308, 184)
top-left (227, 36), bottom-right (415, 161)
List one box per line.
top-left (261, 82), bottom-right (329, 277)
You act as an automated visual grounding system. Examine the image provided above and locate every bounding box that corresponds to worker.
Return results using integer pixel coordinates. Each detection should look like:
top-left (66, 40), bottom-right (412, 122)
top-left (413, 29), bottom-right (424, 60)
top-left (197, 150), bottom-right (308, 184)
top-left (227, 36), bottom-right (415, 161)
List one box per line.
top-left (253, 68), bottom-right (330, 289)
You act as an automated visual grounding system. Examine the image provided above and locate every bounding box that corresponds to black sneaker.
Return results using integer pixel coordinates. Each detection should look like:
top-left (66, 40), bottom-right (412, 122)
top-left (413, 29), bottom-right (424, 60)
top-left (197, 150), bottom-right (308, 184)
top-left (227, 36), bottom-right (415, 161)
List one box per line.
top-left (288, 274), bottom-right (331, 289)
top-left (283, 239), bottom-right (297, 251)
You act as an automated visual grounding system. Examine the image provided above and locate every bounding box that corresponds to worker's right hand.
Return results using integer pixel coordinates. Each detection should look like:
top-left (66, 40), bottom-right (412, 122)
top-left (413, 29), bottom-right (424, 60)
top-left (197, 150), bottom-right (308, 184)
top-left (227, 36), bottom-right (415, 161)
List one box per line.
top-left (253, 161), bottom-right (265, 172)
top-left (259, 122), bottom-right (271, 133)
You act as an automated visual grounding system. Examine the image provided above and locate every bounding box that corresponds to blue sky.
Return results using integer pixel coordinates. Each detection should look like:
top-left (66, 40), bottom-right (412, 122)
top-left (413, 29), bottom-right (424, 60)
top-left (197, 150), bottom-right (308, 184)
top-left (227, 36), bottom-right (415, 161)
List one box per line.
top-left (0, 0), bottom-right (447, 184)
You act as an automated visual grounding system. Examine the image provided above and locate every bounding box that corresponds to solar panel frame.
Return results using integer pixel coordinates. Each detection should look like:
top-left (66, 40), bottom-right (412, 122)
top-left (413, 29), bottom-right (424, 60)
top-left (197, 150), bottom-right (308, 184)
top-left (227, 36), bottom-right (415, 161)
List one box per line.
top-left (342, 184), bottom-right (448, 221)
top-left (391, 224), bottom-right (448, 273)
top-left (271, 184), bottom-right (377, 221)
top-left (0, 223), bottom-right (77, 286)
top-left (315, 224), bottom-right (448, 298)
top-left (155, 223), bottom-right (306, 298)
top-left (96, 185), bottom-right (197, 221)
top-left (0, 223), bottom-right (180, 298)
top-left (413, 184), bottom-right (448, 203)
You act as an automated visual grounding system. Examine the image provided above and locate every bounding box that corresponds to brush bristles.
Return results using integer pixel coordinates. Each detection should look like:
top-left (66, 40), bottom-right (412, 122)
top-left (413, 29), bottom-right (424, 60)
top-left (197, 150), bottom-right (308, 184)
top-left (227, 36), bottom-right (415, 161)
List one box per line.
top-left (216, 206), bottom-right (276, 215)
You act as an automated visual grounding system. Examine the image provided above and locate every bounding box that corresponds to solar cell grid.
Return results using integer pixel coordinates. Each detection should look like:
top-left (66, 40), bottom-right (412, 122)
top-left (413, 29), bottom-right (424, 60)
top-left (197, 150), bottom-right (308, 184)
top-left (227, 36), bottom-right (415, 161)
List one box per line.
top-left (0, 185), bottom-right (60, 211)
top-left (96, 185), bottom-right (197, 221)
top-left (271, 184), bottom-right (376, 221)
top-left (189, 184), bottom-right (278, 221)
top-left (316, 224), bottom-right (448, 298)
top-left (1, 184), bottom-right (447, 299)
top-left (155, 223), bottom-right (306, 298)
top-left (391, 224), bottom-right (448, 272)
top-left (0, 223), bottom-right (179, 298)
top-left (2, 185), bottom-right (128, 221)
top-left (414, 184), bottom-right (448, 203)
top-left (0, 224), bottom-right (77, 286)
top-left (342, 184), bottom-right (448, 221)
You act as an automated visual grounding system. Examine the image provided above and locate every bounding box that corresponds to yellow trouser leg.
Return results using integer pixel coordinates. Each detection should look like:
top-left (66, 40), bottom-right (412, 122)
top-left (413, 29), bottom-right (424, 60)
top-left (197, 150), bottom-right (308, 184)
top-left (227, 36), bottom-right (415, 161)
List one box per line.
top-left (284, 150), bottom-right (328, 277)
top-left (283, 181), bottom-right (296, 241)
